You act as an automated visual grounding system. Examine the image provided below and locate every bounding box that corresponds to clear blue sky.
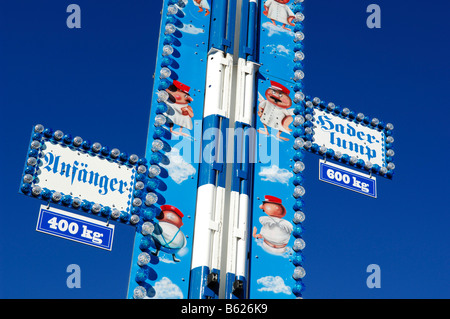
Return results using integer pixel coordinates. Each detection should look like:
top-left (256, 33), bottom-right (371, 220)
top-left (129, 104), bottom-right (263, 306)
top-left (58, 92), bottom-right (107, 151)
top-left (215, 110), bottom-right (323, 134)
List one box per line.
top-left (1, 0), bottom-right (449, 299)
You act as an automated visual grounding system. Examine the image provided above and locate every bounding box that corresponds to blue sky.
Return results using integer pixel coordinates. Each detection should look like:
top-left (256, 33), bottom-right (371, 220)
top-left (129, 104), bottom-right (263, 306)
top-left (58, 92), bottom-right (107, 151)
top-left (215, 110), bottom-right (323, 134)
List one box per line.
top-left (1, 0), bottom-right (450, 299)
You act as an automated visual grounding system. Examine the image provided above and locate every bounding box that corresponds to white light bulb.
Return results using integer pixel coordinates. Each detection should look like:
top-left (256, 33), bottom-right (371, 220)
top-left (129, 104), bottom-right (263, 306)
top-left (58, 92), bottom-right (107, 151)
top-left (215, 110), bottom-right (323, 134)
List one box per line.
top-left (145, 193), bottom-right (158, 206)
top-left (154, 114), bottom-right (167, 127)
top-left (92, 142), bottom-right (102, 153)
top-left (293, 138), bottom-right (305, 150)
top-left (294, 70), bottom-right (304, 81)
top-left (294, 91), bottom-right (305, 103)
top-left (294, 51), bottom-right (305, 62)
top-left (73, 136), bottom-right (83, 147)
top-left (135, 181), bottom-right (145, 190)
top-left (23, 174), bottom-right (33, 184)
top-left (129, 154), bottom-right (139, 164)
top-left (133, 286), bottom-right (147, 299)
top-left (159, 67), bottom-right (172, 79)
top-left (137, 252), bottom-right (151, 266)
top-left (293, 238), bottom-right (306, 252)
top-left (111, 209), bottom-right (121, 219)
top-left (167, 5), bottom-right (178, 15)
top-left (34, 124), bottom-right (44, 133)
top-left (294, 12), bottom-right (305, 22)
top-left (31, 185), bottom-right (42, 196)
top-left (293, 161), bottom-right (305, 173)
top-left (164, 23), bottom-right (176, 35)
top-left (342, 108), bottom-right (350, 116)
top-left (53, 130), bottom-right (64, 140)
top-left (293, 186), bottom-right (306, 198)
top-left (130, 215), bottom-right (140, 225)
top-left (148, 165), bottom-right (161, 178)
top-left (110, 148), bottom-right (120, 158)
top-left (133, 198), bottom-right (143, 207)
top-left (386, 136), bottom-right (394, 144)
top-left (137, 165), bottom-right (147, 174)
top-left (72, 197), bottom-right (81, 208)
top-left (30, 140), bottom-right (41, 150)
top-left (141, 222), bottom-right (155, 236)
top-left (319, 146), bottom-right (327, 155)
top-left (357, 113), bottom-right (365, 121)
top-left (151, 139), bottom-right (164, 152)
top-left (293, 267), bottom-right (306, 280)
top-left (162, 45), bottom-right (174, 57)
top-left (156, 90), bottom-right (169, 103)
top-left (294, 32), bottom-right (305, 42)
top-left (293, 115), bottom-right (305, 127)
top-left (92, 203), bottom-right (102, 213)
top-left (293, 211), bottom-right (306, 224)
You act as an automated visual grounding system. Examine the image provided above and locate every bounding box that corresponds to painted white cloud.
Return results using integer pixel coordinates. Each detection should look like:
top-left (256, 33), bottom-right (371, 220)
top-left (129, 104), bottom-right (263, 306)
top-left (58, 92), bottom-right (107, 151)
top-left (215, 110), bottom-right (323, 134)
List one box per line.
top-left (153, 277), bottom-right (184, 299)
top-left (266, 44), bottom-right (290, 56)
top-left (162, 148), bottom-right (196, 184)
top-left (262, 22), bottom-right (294, 37)
top-left (180, 23), bottom-right (205, 35)
top-left (257, 276), bottom-right (292, 295)
top-left (259, 165), bottom-right (293, 185)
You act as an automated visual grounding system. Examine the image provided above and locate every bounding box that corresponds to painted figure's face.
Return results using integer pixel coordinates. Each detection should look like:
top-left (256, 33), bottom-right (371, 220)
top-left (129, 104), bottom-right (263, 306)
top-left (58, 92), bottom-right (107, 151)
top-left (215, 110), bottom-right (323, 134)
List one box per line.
top-left (274, 0), bottom-right (290, 4)
top-left (265, 88), bottom-right (292, 109)
top-left (158, 210), bottom-right (183, 228)
top-left (259, 202), bottom-right (286, 218)
top-left (166, 87), bottom-right (193, 104)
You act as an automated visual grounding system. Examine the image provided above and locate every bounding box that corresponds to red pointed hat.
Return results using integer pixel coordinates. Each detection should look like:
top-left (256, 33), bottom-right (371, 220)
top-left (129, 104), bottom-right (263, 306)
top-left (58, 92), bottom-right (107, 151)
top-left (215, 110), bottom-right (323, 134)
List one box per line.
top-left (262, 195), bottom-right (287, 215)
top-left (270, 81), bottom-right (290, 95)
top-left (160, 205), bottom-right (184, 218)
top-left (173, 80), bottom-right (191, 94)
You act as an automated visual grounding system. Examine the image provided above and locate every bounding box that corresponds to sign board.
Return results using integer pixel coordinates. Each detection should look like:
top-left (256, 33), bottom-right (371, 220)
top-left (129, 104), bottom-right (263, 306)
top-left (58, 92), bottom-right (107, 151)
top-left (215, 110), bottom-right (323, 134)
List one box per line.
top-left (300, 97), bottom-right (395, 179)
top-left (18, 124), bottom-right (155, 226)
top-left (36, 205), bottom-right (115, 250)
top-left (319, 160), bottom-right (377, 198)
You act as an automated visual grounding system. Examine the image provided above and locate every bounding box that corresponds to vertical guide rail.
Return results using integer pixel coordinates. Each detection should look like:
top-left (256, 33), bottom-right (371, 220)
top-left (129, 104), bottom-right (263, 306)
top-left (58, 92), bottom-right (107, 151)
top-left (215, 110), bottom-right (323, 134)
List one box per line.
top-left (188, 0), bottom-right (236, 299)
top-left (225, 0), bottom-right (259, 299)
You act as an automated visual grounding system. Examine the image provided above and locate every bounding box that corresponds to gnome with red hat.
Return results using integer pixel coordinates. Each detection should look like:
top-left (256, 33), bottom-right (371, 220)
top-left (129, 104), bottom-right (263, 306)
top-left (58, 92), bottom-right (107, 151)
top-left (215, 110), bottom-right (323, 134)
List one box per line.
top-left (257, 81), bottom-right (294, 141)
top-left (151, 205), bottom-right (187, 262)
top-left (164, 80), bottom-right (194, 137)
top-left (253, 195), bottom-right (293, 255)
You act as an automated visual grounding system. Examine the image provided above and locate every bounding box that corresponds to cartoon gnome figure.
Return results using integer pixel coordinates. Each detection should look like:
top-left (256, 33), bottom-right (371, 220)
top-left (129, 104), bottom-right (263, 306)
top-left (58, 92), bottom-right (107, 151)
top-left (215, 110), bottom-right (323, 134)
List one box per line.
top-left (257, 81), bottom-right (294, 141)
top-left (163, 80), bottom-right (194, 137)
top-left (253, 196), bottom-right (293, 255)
top-left (151, 205), bottom-right (187, 262)
top-left (263, 0), bottom-right (295, 31)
